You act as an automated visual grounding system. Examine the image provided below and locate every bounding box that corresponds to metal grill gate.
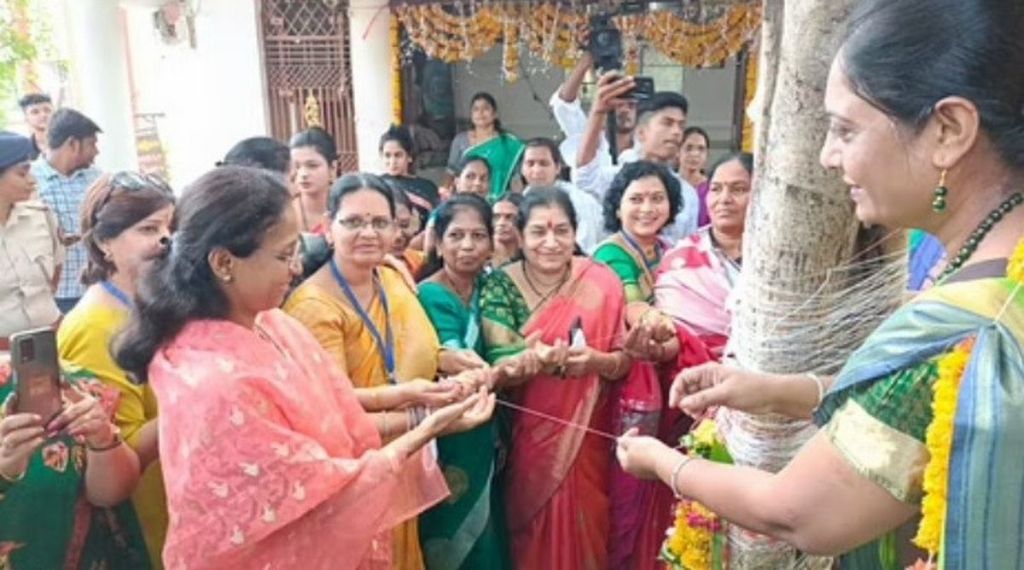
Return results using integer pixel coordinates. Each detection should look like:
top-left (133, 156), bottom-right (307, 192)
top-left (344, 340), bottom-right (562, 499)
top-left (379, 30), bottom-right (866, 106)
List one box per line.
top-left (260, 0), bottom-right (358, 172)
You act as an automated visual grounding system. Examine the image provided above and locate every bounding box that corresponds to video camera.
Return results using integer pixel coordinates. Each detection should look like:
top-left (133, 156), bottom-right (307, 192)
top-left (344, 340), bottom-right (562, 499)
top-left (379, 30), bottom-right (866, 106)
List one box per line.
top-left (587, 3), bottom-right (654, 103)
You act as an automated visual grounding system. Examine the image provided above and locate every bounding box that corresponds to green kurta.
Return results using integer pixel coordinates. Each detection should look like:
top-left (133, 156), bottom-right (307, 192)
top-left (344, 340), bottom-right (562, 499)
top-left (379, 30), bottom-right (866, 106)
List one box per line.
top-left (0, 364), bottom-right (151, 569)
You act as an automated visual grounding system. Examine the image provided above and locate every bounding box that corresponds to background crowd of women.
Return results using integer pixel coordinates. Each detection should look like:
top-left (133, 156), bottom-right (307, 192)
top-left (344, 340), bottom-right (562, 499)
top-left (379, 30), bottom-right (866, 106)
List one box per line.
top-left (2, 0), bottom-right (1023, 567)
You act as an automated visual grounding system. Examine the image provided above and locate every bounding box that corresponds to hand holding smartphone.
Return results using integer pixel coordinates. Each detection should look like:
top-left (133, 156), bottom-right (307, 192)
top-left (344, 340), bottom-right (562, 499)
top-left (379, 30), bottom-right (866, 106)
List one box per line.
top-left (10, 327), bottom-right (63, 424)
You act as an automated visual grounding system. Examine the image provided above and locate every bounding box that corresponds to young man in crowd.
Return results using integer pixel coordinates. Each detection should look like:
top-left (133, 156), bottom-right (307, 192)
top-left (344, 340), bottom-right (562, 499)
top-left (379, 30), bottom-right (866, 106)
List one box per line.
top-left (18, 93), bottom-right (54, 160)
top-left (30, 108), bottom-right (102, 313)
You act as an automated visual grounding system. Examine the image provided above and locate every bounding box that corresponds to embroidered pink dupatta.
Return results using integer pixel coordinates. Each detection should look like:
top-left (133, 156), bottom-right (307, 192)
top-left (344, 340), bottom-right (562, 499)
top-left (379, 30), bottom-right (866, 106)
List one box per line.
top-left (149, 309), bottom-right (448, 570)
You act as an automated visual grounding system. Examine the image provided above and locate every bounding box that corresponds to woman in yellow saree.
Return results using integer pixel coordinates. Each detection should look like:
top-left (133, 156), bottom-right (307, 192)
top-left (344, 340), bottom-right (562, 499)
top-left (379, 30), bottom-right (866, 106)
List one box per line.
top-left (285, 173), bottom-right (472, 570)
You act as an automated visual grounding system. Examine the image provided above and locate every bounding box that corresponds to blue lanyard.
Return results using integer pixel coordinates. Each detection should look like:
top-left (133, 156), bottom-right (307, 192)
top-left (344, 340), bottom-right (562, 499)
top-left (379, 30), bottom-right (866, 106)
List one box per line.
top-left (329, 259), bottom-right (396, 384)
top-left (100, 280), bottom-right (132, 308)
top-left (620, 231), bottom-right (663, 272)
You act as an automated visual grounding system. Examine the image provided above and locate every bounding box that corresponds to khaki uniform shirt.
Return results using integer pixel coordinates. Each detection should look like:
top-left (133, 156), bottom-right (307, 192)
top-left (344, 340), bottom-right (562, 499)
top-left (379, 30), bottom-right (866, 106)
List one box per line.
top-left (0, 199), bottom-right (63, 337)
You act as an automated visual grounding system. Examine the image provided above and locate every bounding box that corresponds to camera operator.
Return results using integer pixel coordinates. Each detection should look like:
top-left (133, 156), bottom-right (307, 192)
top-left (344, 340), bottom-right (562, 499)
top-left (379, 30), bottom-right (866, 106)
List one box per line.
top-left (573, 74), bottom-right (700, 243)
top-left (550, 53), bottom-right (639, 169)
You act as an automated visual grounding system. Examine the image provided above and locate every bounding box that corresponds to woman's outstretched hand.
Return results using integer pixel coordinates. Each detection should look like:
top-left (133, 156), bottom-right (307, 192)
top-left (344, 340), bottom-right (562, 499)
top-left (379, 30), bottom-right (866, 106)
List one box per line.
top-left (670, 363), bottom-right (777, 417)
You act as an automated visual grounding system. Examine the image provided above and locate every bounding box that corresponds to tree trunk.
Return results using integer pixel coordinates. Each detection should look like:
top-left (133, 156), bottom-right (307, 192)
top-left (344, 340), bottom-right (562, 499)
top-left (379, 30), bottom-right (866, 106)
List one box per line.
top-left (720, 0), bottom-right (896, 567)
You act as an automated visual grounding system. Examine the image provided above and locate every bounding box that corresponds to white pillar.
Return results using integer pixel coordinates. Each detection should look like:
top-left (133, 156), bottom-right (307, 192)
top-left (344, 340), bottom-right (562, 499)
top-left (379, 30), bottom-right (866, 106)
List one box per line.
top-left (349, 0), bottom-right (393, 172)
top-left (62, 0), bottom-right (137, 171)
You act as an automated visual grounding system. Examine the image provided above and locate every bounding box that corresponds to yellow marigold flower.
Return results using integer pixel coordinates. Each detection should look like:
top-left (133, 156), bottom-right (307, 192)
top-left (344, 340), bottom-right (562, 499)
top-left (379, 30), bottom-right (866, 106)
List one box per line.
top-left (913, 339), bottom-right (973, 556)
top-left (1008, 235), bottom-right (1024, 284)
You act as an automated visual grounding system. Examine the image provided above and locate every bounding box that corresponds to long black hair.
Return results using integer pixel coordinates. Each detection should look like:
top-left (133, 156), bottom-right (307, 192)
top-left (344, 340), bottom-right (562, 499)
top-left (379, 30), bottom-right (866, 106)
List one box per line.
top-left (114, 166), bottom-right (292, 382)
top-left (841, 0), bottom-right (1024, 171)
top-left (419, 193), bottom-right (493, 280)
top-left (602, 160), bottom-right (683, 233)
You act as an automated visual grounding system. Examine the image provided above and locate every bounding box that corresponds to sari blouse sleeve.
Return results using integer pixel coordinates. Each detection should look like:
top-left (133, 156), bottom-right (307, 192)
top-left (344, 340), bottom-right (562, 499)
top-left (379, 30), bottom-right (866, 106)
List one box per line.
top-left (419, 284), bottom-right (468, 349)
top-left (593, 244), bottom-right (644, 303)
top-left (282, 292), bottom-right (351, 373)
top-left (824, 358), bottom-right (939, 504)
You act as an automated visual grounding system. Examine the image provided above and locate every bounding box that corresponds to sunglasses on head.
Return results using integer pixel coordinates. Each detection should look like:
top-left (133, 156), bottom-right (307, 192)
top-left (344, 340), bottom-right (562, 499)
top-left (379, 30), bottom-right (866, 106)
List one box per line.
top-left (92, 171), bottom-right (175, 224)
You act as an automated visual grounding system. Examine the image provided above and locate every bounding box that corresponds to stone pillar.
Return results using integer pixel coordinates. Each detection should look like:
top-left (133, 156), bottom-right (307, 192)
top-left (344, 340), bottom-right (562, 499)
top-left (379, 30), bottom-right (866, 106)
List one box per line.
top-left (62, 0), bottom-right (137, 171)
top-left (348, 0), bottom-right (394, 172)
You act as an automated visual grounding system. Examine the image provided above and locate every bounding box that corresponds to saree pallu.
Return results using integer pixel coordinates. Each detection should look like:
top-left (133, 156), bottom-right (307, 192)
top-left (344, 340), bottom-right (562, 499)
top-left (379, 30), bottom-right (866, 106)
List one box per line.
top-left (283, 266), bottom-right (441, 570)
top-left (480, 258), bottom-right (625, 570)
top-left (0, 363), bottom-right (151, 569)
top-left (815, 275), bottom-right (1024, 569)
top-left (655, 227), bottom-right (739, 358)
top-left (417, 280), bottom-right (509, 570)
top-left (463, 133), bottom-right (525, 201)
top-left (149, 310), bottom-right (449, 570)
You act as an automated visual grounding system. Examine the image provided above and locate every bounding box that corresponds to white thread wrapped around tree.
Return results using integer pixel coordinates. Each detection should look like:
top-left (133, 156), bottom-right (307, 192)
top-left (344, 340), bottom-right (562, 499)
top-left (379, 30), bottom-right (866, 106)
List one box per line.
top-left (718, 0), bottom-right (904, 567)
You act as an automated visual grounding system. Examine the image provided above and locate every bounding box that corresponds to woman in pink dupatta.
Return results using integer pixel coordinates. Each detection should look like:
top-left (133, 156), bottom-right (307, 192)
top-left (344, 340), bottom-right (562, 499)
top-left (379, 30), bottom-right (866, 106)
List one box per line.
top-left (621, 153), bottom-right (751, 568)
top-left (112, 166), bottom-right (495, 570)
top-left (479, 188), bottom-right (631, 570)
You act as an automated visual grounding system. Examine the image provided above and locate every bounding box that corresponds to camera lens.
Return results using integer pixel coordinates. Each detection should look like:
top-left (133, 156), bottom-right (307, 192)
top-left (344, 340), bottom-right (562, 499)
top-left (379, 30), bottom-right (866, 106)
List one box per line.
top-left (19, 338), bottom-right (35, 362)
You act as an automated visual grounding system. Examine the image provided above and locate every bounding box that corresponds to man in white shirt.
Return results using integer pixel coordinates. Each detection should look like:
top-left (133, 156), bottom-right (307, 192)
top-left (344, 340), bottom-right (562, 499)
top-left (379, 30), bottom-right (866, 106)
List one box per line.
top-left (520, 137), bottom-right (606, 254)
top-left (549, 53), bottom-right (638, 168)
top-left (572, 73), bottom-right (700, 244)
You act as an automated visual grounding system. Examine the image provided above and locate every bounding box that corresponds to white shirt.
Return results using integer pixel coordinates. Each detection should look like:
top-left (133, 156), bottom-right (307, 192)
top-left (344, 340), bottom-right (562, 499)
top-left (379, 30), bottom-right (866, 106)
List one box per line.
top-left (524, 180), bottom-right (607, 255)
top-left (549, 91), bottom-right (638, 169)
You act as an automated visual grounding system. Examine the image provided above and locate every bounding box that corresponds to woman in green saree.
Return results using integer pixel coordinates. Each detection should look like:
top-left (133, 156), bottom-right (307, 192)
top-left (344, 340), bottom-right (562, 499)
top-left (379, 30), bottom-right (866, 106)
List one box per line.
top-left (417, 193), bottom-right (509, 570)
top-left (0, 360), bottom-right (150, 568)
top-left (445, 93), bottom-right (524, 201)
top-left (615, 0), bottom-right (1024, 567)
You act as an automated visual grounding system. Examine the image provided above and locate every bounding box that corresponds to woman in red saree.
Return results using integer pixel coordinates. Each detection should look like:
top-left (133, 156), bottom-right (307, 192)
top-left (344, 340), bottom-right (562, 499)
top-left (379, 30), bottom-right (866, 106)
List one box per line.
top-left (479, 187), bottom-right (631, 569)
top-left (113, 166), bottom-right (495, 570)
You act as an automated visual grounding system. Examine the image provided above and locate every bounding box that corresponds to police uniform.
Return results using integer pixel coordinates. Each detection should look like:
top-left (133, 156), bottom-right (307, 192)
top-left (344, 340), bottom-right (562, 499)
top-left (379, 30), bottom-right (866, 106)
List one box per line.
top-left (0, 132), bottom-right (63, 340)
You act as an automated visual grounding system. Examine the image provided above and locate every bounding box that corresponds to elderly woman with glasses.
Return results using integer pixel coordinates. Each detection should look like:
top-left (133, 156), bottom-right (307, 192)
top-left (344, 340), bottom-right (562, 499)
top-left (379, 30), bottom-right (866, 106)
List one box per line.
top-left (57, 171), bottom-right (175, 567)
top-left (284, 172), bottom-right (486, 570)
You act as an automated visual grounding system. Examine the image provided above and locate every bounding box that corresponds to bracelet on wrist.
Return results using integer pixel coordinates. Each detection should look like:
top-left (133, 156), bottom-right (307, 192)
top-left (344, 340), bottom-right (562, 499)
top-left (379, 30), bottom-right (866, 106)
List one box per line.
top-left (806, 373), bottom-right (826, 412)
top-left (671, 455), bottom-right (695, 499)
top-left (86, 426), bottom-right (124, 453)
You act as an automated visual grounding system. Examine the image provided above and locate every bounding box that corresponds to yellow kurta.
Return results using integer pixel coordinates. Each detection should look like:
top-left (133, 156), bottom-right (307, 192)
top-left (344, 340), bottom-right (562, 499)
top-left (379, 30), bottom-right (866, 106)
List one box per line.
top-left (57, 300), bottom-right (167, 569)
top-left (283, 264), bottom-right (440, 570)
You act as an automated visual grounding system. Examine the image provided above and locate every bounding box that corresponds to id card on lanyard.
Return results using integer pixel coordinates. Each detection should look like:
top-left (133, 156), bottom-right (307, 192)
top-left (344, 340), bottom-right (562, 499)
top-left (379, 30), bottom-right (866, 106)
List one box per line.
top-left (329, 259), bottom-right (397, 384)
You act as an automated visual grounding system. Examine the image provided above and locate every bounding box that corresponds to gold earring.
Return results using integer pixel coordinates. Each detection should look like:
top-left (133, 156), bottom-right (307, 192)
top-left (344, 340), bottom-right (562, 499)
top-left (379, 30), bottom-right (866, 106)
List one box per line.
top-left (220, 274), bottom-right (234, 284)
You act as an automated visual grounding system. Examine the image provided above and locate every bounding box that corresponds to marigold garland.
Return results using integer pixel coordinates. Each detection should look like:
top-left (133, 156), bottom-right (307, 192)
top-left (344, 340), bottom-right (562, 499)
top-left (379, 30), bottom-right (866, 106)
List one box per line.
top-left (393, 2), bottom-right (761, 82)
top-left (661, 419), bottom-right (731, 570)
top-left (1007, 234), bottom-right (1024, 284)
top-left (390, 13), bottom-right (403, 125)
top-left (913, 338), bottom-right (973, 556)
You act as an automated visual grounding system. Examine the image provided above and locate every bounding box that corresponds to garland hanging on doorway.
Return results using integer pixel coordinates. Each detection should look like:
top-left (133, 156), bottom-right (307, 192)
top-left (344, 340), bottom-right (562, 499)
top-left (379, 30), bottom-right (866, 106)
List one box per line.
top-left (390, 12), bottom-right (403, 124)
top-left (392, 2), bottom-right (761, 82)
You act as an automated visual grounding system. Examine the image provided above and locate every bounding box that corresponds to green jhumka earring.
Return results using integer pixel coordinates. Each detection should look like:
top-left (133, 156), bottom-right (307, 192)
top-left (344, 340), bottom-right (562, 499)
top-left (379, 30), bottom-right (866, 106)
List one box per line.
top-left (932, 169), bottom-right (949, 212)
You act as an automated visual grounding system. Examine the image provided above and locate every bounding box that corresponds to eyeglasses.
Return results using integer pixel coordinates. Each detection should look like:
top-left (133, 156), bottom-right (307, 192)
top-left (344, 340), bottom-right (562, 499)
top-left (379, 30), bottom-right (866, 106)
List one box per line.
top-left (91, 171), bottom-right (174, 224)
top-left (335, 216), bottom-right (394, 232)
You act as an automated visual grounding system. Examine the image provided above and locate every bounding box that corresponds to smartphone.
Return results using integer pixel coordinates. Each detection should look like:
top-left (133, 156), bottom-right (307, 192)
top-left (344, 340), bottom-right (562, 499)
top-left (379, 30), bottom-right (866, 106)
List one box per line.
top-left (569, 317), bottom-right (587, 349)
top-left (627, 76), bottom-right (655, 103)
top-left (11, 327), bottom-right (63, 422)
